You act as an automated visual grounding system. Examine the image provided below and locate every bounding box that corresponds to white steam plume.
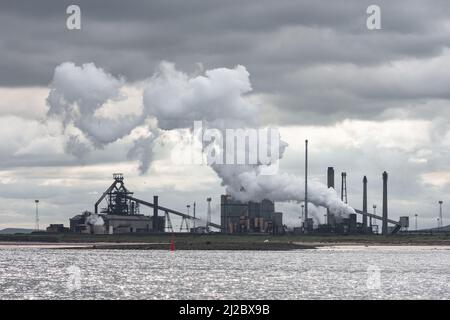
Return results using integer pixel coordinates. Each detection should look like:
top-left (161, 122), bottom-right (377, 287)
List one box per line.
top-left (141, 62), bottom-right (354, 216)
top-left (86, 213), bottom-right (104, 226)
top-left (143, 61), bottom-right (258, 130)
top-left (46, 61), bottom-right (354, 217)
top-left (47, 62), bottom-right (144, 154)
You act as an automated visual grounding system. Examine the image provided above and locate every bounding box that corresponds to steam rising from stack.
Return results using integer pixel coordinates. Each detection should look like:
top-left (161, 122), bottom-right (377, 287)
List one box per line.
top-left (86, 213), bottom-right (104, 226)
top-left (46, 61), bottom-right (354, 217)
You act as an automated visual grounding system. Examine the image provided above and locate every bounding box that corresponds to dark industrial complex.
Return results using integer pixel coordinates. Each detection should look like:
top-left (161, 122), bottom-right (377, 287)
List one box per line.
top-left (44, 166), bottom-right (406, 236)
top-left (42, 137), bottom-right (408, 236)
top-left (311, 167), bottom-right (403, 235)
top-left (220, 195), bottom-right (284, 234)
top-left (67, 173), bottom-right (222, 234)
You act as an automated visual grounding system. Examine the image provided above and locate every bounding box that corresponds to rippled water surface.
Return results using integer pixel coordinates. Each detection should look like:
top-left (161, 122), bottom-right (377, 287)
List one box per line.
top-left (0, 246), bottom-right (448, 299)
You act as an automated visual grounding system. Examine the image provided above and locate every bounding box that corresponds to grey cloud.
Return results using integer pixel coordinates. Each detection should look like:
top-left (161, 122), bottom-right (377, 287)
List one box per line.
top-left (3, 1), bottom-right (450, 124)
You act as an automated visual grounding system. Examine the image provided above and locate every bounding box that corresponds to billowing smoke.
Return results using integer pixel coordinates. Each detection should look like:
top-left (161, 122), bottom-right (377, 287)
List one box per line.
top-left (140, 62), bottom-right (354, 216)
top-left (142, 61), bottom-right (258, 130)
top-left (46, 61), bottom-right (354, 217)
top-left (86, 213), bottom-right (104, 226)
top-left (127, 130), bottom-right (159, 173)
top-left (47, 62), bottom-right (144, 154)
top-left (223, 170), bottom-right (354, 216)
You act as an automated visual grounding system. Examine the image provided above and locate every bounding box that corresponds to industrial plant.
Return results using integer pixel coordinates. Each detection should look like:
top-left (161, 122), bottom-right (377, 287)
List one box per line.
top-left (220, 195), bottom-right (284, 234)
top-left (311, 167), bottom-right (403, 235)
top-left (67, 173), bottom-right (221, 235)
top-left (38, 137), bottom-right (414, 236)
top-left (44, 164), bottom-right (408, 236)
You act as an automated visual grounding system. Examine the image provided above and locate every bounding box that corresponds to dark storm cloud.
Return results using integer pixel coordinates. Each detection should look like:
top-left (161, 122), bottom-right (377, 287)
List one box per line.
top-left (2, 0), bottom-right (450, 123)
top-left (0, 3), bottom-right (447, 75)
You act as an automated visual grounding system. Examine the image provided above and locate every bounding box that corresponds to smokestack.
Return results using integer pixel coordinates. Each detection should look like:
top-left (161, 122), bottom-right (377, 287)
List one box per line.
top-left (341, 172), bottom-right (347, 203)
top-left (153, 195), bottom-right (158, 232)
top-left (363, 176), bottom-right (368, 228)
top-left (304, 140), bottom-right (308, 224)
top-left (382, 172), bottom-right (388, 235)
top-left (207, 198), bottom-right (212, 232)
top-left (327, 167), bottom-right (334, 224)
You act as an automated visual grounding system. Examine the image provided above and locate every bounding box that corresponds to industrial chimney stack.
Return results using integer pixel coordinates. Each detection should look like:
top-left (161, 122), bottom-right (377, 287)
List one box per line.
top-left (327, 167), bottom-right (334, 225)
top-left (153, 195), bottom-right (159, 232)
top-left (382, 172), bottom-right (388, 235)
top-left (304, 140), bottom-right (308, 224)
top-left (206, 197), bottom-right (212, 232)
top-left (363, 176), bottom-right (368, 229)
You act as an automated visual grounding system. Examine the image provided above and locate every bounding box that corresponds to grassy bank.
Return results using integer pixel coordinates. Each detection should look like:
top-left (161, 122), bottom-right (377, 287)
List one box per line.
top-left (0, 233), bottom-right (449, 250)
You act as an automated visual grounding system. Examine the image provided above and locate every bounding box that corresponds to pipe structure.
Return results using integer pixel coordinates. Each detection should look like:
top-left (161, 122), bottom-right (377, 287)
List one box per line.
top-left (363, 176), bottom-right (368, 228)
top-left (382, 171), bottom-right (388, 235)
top-left (354, 209), bottom-right (400, 229)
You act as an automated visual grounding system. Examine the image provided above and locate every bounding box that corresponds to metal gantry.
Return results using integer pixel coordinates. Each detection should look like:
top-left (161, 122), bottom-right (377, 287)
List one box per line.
top-left (94, 174), bottom-right (221, 232)
top-left (165, 211), bottom-right (173, 233)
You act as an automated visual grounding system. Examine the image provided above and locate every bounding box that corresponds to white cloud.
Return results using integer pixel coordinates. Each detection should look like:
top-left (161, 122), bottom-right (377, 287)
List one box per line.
top-left (0, 87), bottom-right (48, 119)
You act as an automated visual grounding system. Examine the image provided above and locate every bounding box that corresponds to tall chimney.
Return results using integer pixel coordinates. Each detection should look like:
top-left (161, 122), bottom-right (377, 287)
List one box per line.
top-left (206, 198), bottom-right (212, 232)
top-left (327, 167), bottom-right (334, 224)
top-left (382, 172), bottom-right (388, 235)
top-left (304, 140), bottom-right (308, 224)
top-left (363, 176), bottom-right (368, 229)
top-left (153, 195), bottom-right (158, 232)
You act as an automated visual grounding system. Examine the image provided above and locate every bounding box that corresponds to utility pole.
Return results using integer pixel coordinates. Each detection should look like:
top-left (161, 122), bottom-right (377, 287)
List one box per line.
top-left (187, 205), bottom-right (191, 232)
top-left (438, 201), bottom-right (443, 229)
top-left (193, 202), bottom-right (196, 229)
top-left (34, 200), bottom-right (40, 231)
top-left (372, 204), bottom-right (377, 233)
top-left (415, 214), bottom-right (418, 231)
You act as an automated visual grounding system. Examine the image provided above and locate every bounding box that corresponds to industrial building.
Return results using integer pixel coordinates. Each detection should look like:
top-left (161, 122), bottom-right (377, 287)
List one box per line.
top-left (68, 173), bottom-right (220, 235)
top-left (69, 211), bottom-right (163, 234)
top-left (46, 224), bottom-right (70, 233)
top-left (220, 195), bottom-right (284, 234)
top-left (305, 167), bottom-right (401, 235)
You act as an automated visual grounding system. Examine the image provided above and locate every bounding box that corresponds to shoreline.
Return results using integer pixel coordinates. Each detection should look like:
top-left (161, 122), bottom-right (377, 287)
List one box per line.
top-left (1, 242), bottom-right (450, 250)
top-left (0, 233), bottom-right (449, 250)
top-left (0, 241), bottom-right (316, 250)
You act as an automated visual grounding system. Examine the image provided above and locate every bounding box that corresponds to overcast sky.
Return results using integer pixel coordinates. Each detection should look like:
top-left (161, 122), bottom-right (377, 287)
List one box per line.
top-left (1, 0), bottom-right (450, 230)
